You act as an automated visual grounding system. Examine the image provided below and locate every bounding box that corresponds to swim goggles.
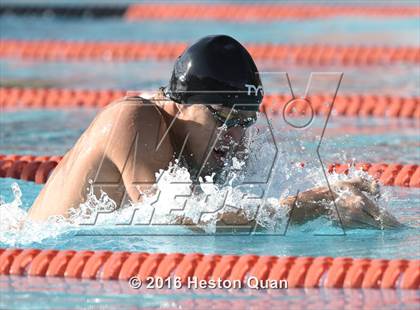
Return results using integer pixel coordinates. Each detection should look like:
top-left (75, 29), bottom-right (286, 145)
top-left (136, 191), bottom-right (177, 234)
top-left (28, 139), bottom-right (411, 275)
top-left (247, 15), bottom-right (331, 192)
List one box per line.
top-left (206, 105), bottom-right (257, 128)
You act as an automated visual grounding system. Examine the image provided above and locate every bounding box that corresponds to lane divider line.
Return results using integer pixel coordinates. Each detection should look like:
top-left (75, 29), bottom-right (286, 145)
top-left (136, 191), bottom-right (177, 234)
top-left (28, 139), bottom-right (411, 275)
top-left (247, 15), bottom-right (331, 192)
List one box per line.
top-left (0, 248), bottom-right (418, 289)
top-left (1, 87), bottom-right (419, 119)
top-left (2, 4), bottom-right (417, 20)
top-left (0, 154), bottom-right (418, 187)
top-left (125, 4), bottom-right (420, 21)
top-left (1, 40), bottom-right (418, 65)
top-left (0, 4), bottom-right (126, 18)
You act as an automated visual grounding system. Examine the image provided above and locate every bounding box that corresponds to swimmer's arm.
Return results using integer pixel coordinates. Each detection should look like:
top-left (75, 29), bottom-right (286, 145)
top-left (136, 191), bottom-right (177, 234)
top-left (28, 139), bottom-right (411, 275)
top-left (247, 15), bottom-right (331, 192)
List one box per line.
top-left (106, 104), bottom-right (173, 204)
top-left (174, 211), bottom-right (260, 232)
top-left (279, 187), bottom-right (332, 224)
top-left (176, 178), bottom-right (401, 230)
top-left (173, 188), bottom-right (332, 232)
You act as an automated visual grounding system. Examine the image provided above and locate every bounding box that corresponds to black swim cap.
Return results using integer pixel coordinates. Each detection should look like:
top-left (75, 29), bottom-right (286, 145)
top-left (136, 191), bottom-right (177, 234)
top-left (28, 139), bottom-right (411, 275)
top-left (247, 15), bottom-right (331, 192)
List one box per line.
top-left (165, 35), bottom-right (263, 111)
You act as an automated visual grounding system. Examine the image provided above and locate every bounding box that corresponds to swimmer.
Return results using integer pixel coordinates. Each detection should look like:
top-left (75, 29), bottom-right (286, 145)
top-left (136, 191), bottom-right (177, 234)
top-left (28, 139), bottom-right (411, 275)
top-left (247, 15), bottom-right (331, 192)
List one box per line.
top-left (28, 35), bottom-right (401, 229)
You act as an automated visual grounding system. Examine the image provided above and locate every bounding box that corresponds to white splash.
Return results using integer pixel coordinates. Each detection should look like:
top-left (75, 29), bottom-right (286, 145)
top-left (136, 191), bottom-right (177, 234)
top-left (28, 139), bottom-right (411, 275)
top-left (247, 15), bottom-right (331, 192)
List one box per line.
top-left (0, 120), bottom-right (395, 246)
top-left (0, 182), bottom-right (72, 246)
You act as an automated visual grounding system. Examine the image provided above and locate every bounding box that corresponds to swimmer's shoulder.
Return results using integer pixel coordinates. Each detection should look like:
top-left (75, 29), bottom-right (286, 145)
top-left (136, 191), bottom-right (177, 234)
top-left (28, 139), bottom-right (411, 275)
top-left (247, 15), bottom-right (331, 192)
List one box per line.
top-left (107, 90), bottom-right (163, 109)
top-left (98, 92), bottom-right (157, 116)
top-left (98, 93), bottom-right (162, 127)
top-left (86, 91), bottom-right (163, 135)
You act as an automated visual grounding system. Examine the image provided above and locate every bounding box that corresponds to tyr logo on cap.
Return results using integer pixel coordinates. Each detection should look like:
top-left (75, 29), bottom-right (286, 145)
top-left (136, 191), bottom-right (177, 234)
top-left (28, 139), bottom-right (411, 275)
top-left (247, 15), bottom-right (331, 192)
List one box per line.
top-left (245, 84), bottom-right (264, 96)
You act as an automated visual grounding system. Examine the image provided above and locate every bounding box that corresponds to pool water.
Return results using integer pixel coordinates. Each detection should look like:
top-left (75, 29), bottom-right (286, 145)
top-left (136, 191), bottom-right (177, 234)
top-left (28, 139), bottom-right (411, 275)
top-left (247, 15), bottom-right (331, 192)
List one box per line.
top-left (0, 176), bottom-right (419, 259)
top-left (1, 113), bottom-right (419, 258)
top-left (0, 2), bottom-right (419, 309)
top-left (1, 275), bottom-right (419, 309)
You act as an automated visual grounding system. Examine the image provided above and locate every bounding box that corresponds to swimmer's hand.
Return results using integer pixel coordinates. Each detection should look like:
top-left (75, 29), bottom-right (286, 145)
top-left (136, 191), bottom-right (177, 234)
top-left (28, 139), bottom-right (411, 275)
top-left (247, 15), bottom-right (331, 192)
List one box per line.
top-left (280, 177), bottom-right (402, 230)
top-left (331, 178), bottom-right (402, 229)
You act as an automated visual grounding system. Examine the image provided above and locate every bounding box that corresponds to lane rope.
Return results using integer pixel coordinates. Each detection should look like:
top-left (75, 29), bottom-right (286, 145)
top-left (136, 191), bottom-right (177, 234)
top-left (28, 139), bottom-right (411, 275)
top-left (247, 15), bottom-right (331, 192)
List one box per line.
top-left (0, 4), bottom-right (126, 18)
top-left (0, 248), bottom-right (418, 289)
top-left (1, 87), bottom-right (419, 119)
top-left (125, 4), bottom-right (420, 21)
top-left (0, 154), bottom-right (418, 187)
top-left (1, 40), bottom-right (418, 65)
top-left (1, 4), bottom-right (417, 20)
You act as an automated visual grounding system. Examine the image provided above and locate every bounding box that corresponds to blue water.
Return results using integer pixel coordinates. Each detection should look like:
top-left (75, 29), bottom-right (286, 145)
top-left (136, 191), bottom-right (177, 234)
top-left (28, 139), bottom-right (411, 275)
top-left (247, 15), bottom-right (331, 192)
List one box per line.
top-left (1, 15), bottom-right (419, 45)
top-left (0, 175), bottom-right (419, 259)
top-left (1, 112), bottom-right (419, 259)
top-left (1, 110), bottom-right (419, 163)
top-left (1, 276), bottom-right (419, 309)
top-left (1, 2), bottom-right (419, 309)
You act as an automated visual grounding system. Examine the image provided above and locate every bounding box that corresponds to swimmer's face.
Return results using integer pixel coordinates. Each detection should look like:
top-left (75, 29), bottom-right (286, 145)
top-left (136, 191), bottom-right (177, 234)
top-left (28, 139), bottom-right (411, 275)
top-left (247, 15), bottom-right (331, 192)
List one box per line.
top-left (178, 104), bottom-right (256, 176)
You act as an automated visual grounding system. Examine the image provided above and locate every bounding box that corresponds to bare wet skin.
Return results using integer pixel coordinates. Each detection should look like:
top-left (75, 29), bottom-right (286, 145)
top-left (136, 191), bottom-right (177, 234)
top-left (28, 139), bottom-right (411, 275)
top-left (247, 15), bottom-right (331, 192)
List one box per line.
top-left (280, 177), bottom-right (401, 230)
